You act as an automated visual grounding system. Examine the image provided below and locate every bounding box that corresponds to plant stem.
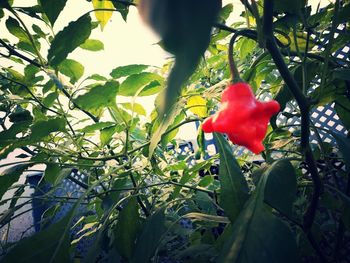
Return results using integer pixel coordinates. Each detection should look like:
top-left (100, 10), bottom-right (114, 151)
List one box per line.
top-left (262, 0), bottom-right (325, 261)
top-left (228, 33), bottom-right (243, 83)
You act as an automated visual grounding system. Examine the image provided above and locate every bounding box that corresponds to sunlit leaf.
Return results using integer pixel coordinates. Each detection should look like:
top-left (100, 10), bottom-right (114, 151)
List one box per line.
top-left (187, 95), bottom-right (207, 118)
top-left (48, 14), bottom-right (91, 66)
top-left (74, 81), bottom-right (119, 110)
top-left (58, 59), bottom-right (84, 84)
top-left (119, 72), bottom-right (164, 97)
top-left (110, 64), bottom-right (149, 79)
top-left (120, 102), bottom-right (146, 116)
top-left (92, 0), bottom-right (114, 30)
top-left (80, 39), bottom-right (104, 51)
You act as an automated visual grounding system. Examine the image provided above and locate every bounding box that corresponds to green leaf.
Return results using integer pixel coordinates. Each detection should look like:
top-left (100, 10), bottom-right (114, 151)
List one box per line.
top-left (148, 100), bottom-right (185, 158)
top-left (118, 72), bottom-right (164, 97)
top-left (39, 0), bottom-right (67, 25)
top-left (92, 0), bottom-right (114, 30)
top-left (87, 74), bottom-right (107, 81)
top-left (58, 59), bottom-right (84, 84)
top-left (274, 0), bottom-right (306, 13)
top-left (335, 96), bottom-right (350, 130)
top-left (8, 110), bottom-right (33, 123)
top-left (74, 81), bottom-right (119, 110)
top-left (0, 163), bottom-right (31, 199)
top-left (184, 212), bottom-right (230, 224)
top-left (214, 133), bottom-right (249, 223)
top-left (42, 92), bottom-right (58, 108)
top-left (80, 39), bottom-right (104, 51)
top-left (143, 0), bottom-right (221, 114)
top-left (187, 95), bottom-right (207, 118)
top-left (30, 118), bottom-right (66, 140)
top-left (32, 24), bottom-right (47, 38)
top-left (333, 69), bottom-right (350, 81)
top-left (264, 159), bottom-right (297, 218)
top-left (80, 122), bottom-right (116, 133)
top-left (219, 4), bottom-right (233, 22)
top-left (48, 14), bottom-right (91, 66)
top-left (120, 103), bottom-right (146, 116)
top-left (5, 17), bottom-right (30, 43)
top-left (217, 160), bottom-right (298, 263)
top-left (0, 121), bottom-right (31, 145)
top-left (131, 208), bottom-right (167, 263)
top-left (274, 84), bottom-right (293, 111)
top-left (239, 38), bottom-right (256, 60)
top-left (114, 198), bottom-right (142, 260)
top-left (332, 132), bottom-right (350, 171)
top-left (2, 209), bottom-right (73, 263)
top-left (44, 163), bottom-right (60, 185)
top-left (100, 124), bottom-right (122, 146)
top-left (110, 64), bottom-right (148, 79)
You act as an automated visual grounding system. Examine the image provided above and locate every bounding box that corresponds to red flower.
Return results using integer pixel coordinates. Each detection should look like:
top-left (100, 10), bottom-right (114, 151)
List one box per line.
top-left (202, 82), bottom-right (280, 154)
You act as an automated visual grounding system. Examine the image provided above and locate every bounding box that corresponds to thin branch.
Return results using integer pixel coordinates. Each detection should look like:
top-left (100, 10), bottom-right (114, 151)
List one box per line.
top-left (0, 39), bottom-right (42, 68)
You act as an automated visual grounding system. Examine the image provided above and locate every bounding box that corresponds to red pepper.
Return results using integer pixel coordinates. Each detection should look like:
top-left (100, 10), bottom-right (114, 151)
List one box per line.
top-left (202, 82), bottom-right (280, 154)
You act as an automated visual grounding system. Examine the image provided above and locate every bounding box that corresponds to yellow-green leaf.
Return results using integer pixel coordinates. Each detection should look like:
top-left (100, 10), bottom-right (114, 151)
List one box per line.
top-left (92, 0), bottom-right (114, 30)
top-left (187, 95), bottom-right (207, 117)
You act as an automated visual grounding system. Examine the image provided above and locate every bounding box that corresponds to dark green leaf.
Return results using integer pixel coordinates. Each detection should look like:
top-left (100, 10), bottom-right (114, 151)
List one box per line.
top-left (131, 208), bottom-right (167, 263)
top-left (80, 122), bottom-right (116, 133)
top-left (39, 0), bottom-right (67, 25)
top-left (80, 39), bottom-right (104, 51)
top-left (0, 163), bottom-right (31, 199)
top-left (2, 209), bottom-right (73, 263)
top-left (274, 0), bottom-right (306, 13)
top-left (335, 96), bottom-right (350, 130)
top-left (219, 4), bottom-right (233, 22)
top-left (58, 59), bottom-right (84, 84)
top-left (30, 117), bottom-right (66, 140)
top-left (74, 81), bottom-right (119, 110)
top-left (8, 110), bottom-right (33, 123)
top-left (44, 163), bottom-right (60, 184)
top-left (264, 159), bottom-right (297, 217)
top-left (32, 24), bottom-right (47, 38)
top-left (112, 1), bottom-right (130, 21)
top-left (114, 197), bottom-right (141, 260)
top-left (214, 133), bottom-right (249, 223)
top-left (337, 3), bottom-right (350, 23)
top-left (5, 17), bottom-right (30, 43)
top-left (218, 160), bottom-right (298, 263)
top-left (110, 64), bottom-right (148, 79)
top-left (332, 132), bottom-right (350, 171)
top-left (333, 69), bottom-right (350, 81)
top-left (48, 14), bottom-right (91, 66)
top-left (100, 124), bottom-right (122, 146)
top-left (42, 92), bottom-right (58, 108)
top-left (118, 72), bottom-right (164, 97)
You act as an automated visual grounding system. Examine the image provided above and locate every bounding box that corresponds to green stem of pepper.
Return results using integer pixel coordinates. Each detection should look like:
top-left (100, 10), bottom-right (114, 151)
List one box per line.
top-left (228, 33), bottom-right (244, 83)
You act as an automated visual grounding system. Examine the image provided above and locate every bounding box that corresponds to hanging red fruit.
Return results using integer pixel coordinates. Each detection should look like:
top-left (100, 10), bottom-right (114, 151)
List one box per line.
top-left (202, 82), bottom-right (280, 154)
